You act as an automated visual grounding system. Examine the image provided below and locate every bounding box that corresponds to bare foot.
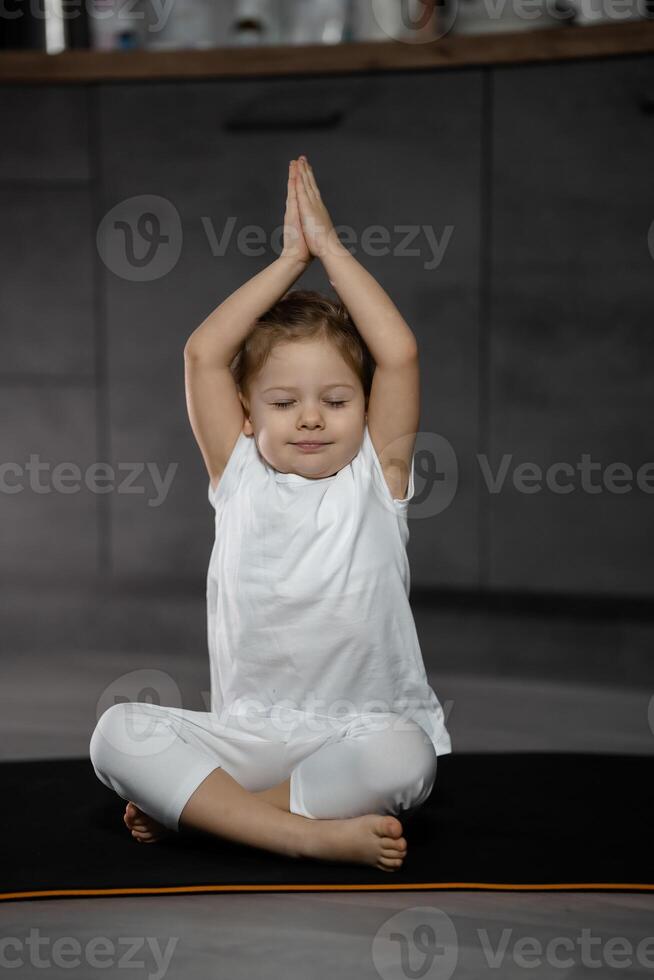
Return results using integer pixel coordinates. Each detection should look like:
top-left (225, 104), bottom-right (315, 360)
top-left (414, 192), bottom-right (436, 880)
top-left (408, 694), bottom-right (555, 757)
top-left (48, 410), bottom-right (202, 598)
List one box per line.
top-left (300, 813), bottom-right (408, 872)
top-left (124, 801), bottom-right (171, 844)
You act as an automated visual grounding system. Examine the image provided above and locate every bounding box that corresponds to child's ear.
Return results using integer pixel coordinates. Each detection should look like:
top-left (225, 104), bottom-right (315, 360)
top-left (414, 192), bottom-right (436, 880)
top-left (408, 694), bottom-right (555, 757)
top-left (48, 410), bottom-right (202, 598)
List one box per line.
top-left (238, 390), bottom-right (254, 432)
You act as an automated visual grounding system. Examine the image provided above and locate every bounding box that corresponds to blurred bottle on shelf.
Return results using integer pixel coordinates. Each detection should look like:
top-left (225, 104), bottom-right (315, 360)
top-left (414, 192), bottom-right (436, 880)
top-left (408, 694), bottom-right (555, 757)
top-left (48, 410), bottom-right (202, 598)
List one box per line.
top-left (87, 0), bottom-right (233, 51)
top-left (88, 0), bottom-right (147, 50)
top-left (283, 0), bottom-right (353, 44)
top-left (143, 0), bottom-right (234, 49)
top-left (228, 0), bottom-right (285, 45)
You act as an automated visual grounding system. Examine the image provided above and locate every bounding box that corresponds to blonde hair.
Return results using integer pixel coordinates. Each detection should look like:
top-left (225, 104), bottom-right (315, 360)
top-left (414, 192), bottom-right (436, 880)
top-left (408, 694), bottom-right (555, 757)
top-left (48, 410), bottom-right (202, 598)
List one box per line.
top-left (230, 289), bottom-right (375, 409)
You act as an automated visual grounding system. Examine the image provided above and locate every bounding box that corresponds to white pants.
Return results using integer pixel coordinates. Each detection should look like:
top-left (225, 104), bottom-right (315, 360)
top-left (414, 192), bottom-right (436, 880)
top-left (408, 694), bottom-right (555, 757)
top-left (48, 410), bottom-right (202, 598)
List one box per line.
top-left (89, 703), bottom-right (438, 832)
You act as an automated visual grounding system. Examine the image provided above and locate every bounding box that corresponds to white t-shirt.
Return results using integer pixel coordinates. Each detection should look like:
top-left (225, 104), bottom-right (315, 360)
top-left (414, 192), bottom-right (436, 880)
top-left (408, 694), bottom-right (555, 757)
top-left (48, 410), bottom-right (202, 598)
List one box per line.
top-left (207, 424), bottom-right (452, 758)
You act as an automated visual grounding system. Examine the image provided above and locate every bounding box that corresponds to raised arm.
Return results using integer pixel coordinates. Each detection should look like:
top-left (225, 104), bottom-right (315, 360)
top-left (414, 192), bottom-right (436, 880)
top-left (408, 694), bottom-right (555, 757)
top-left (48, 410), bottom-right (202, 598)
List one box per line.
top-left (184, 160), bottom-right (312, 488)
top-left (294, 155), bottom-right (419, 499)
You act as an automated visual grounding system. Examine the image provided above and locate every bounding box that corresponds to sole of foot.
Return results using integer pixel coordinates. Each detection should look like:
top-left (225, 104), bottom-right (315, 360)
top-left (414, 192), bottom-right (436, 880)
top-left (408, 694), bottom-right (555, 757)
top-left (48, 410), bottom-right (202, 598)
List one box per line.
top-left (124, 801), bottom-right (172, 844)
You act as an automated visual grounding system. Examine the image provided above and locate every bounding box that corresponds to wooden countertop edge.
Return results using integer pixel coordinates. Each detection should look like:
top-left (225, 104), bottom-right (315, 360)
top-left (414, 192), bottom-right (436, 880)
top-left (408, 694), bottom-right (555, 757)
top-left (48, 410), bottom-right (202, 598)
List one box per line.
top-left (0, 21), bottom-right (652, 83)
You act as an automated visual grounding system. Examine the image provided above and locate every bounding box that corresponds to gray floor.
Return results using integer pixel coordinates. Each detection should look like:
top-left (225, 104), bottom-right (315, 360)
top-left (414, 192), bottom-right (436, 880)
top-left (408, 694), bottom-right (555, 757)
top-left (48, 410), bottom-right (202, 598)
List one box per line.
top-left (2, 891), bottom-right (654, 979)
top-left (1, 605), bottom-right (653, 978)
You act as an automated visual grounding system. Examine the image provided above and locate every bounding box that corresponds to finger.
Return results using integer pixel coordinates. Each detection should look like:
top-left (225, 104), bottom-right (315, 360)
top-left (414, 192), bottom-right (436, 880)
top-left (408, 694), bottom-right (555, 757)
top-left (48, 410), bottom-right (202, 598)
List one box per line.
top-left (295, 168), bottom-right (309, 200)
top-left (298, 158), bottom-right (314, 198)
top-left (286, 197), bottom-right (298, 222)
top-left (292, 163), bottom-right (305, 196)
top-left (304, 159), bottom-right (321, 198)
top-left (298, 157), bottom-right (310, 187)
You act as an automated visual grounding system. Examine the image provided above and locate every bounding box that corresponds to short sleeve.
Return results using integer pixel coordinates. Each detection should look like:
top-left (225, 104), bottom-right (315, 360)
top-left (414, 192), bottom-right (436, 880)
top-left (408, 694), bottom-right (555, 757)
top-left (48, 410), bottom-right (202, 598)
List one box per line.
top-left (208, 430), bottom-right (250, 510)
top-left (390, 449), bottom-right (416, 509)
top-left (362, 424), bottom-right (416, 514)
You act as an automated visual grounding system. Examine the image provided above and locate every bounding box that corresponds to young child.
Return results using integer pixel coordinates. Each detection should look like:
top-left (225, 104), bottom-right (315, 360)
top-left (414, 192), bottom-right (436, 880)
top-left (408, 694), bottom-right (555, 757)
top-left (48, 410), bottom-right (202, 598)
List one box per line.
top-left (89, 156), bottom-right (451, 872)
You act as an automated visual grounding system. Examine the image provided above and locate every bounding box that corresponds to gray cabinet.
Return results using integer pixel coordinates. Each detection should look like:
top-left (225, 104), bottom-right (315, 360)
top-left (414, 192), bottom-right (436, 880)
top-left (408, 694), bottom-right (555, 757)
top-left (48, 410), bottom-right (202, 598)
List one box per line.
top-left (0, 86), bottom-right (97, 578)
top-left (488, 55), bottom-right (654, 595)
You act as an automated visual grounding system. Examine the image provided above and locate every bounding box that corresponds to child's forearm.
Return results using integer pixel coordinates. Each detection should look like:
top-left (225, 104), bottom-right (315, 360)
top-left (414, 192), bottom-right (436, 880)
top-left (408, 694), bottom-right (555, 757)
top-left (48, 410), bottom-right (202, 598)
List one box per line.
top-left (184, 255), bottom-right (310, 365)
top-left (321, 242), bottom-right (418, 366)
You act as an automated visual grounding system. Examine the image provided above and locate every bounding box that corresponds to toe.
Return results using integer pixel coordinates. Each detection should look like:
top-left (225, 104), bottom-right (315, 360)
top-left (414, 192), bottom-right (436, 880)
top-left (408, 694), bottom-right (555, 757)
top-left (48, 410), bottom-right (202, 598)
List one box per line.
top-left (381, 816), bottom-right (403, 838)
top-left (378, 856), bottom-right (403, 870)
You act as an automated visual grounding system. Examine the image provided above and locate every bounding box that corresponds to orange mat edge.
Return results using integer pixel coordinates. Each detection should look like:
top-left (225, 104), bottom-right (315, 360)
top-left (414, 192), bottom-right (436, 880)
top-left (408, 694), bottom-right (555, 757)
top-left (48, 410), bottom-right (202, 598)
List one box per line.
top-left (2, 882), bottom-right (654, 901)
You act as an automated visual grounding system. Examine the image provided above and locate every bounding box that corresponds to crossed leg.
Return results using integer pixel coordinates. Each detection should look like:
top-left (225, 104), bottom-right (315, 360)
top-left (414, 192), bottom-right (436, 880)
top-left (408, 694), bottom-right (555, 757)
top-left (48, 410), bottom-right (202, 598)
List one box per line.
top-left (126, 774), bottom-right (290, 842)
top-left (253, 776), bottom-right (291, 811)
top-left (93, 704), bottom-right (436, 871)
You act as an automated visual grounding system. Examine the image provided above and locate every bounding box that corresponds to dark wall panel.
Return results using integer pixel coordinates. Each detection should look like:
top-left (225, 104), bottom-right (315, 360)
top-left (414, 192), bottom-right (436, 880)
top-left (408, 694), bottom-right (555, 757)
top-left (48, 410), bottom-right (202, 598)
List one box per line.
top-left (0, 387), bottom-right (98, 575)
top-left (489, 55), bottom-right (654, 596)
top-left (0, 85), bottom-right (90, 181)
top-left (0, 187), bottom-right (95, 376)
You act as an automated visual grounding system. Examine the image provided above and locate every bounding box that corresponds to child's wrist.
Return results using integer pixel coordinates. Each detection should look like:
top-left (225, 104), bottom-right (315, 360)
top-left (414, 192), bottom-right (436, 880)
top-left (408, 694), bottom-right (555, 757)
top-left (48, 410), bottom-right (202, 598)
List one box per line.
top-left (319, 232), bottom-right (352, 267)
top-left (279, 252), bottom-right (313, 270)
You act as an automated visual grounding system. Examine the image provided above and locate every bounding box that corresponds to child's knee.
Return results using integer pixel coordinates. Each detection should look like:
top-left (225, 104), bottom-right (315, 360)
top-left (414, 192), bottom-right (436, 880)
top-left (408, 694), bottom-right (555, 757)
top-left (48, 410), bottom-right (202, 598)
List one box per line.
top-left (90, 702), bottom-right (127, 774)
top-left (89, 701), bottom-right (156, 774)
top-left (354, 716), bottom-right (437, 804)
top-left (391, 724), bottom-right (437, 808)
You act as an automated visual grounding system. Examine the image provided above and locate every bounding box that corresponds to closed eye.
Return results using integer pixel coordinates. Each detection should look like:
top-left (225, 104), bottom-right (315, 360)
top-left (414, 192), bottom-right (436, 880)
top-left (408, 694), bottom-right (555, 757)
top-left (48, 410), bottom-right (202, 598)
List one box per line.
top-left (272, 400), bottom-right (347, 409)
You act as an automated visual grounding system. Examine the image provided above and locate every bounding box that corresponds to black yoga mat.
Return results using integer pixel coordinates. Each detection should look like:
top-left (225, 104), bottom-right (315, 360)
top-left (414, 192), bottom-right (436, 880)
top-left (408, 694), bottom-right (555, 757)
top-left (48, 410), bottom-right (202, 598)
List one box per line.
top-left (2, 752), bottom-right (653, 902)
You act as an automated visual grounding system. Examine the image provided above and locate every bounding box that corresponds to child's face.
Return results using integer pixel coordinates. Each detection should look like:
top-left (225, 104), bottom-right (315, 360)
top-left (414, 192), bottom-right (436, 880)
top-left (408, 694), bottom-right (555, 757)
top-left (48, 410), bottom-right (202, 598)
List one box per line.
top-left (240, 337), bottom-right (367, 479)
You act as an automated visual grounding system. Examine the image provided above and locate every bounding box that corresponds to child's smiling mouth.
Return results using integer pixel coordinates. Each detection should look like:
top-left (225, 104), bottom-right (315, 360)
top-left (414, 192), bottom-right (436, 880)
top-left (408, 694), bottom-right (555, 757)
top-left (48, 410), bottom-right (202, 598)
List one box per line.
top-left (293, 441), bottom-right (331, 451)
